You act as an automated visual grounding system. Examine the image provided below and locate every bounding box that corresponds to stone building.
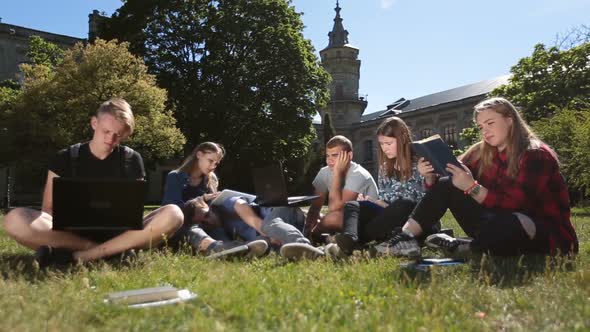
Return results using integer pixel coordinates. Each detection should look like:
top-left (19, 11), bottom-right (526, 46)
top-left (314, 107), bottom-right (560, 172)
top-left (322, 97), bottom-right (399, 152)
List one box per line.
top-left (316, 2), bottom-right (509, 177)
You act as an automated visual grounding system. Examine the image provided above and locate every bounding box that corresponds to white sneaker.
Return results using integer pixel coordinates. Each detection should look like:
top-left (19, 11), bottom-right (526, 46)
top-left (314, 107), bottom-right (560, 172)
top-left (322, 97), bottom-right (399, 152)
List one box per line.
top-left (280, 243), bottom-right (324, 261)
top-left (425, 233), bottom-right (471, 253)
top-left (246, 239), bottom-right (269, 258)
top-left (323, 243), bottom-right (346, 259)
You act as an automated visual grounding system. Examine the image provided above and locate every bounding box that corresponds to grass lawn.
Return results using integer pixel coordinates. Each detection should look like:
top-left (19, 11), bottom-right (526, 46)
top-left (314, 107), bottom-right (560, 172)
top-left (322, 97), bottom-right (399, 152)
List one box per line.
top-left (0, 208), bottom-right (589, 331)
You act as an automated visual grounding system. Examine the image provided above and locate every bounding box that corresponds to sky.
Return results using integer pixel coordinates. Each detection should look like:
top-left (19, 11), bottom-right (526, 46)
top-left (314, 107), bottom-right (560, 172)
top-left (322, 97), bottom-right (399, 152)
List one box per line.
top-left (2, 0), bottom-right (589, 115)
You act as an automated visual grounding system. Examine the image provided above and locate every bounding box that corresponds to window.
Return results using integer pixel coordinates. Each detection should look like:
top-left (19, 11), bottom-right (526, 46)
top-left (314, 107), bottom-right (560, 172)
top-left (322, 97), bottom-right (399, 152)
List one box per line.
top-left (443, 125), bottom-right (457, 148)
top-left (364, 140), bottom-right (374, 162)
top-left (420, 128), bottom-right (433, 139)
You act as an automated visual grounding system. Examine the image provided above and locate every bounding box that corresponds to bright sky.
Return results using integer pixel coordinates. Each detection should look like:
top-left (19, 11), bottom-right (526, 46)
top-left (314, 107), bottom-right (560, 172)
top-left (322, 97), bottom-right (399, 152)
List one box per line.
top-left (2, 0), bottom-right (589, 115)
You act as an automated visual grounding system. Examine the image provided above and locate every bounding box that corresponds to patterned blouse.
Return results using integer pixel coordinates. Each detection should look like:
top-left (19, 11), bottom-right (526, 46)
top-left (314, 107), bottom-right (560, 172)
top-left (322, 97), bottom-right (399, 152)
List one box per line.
top-left (378, 164), bottom-right (425, 204)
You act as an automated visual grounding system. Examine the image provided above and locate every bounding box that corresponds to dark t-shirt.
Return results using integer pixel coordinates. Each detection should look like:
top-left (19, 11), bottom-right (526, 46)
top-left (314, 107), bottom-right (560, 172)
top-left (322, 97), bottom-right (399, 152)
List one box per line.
top-left (48, 142), bottom-right (145, 179)
top-left (47, 142), bottom-right (145, 243)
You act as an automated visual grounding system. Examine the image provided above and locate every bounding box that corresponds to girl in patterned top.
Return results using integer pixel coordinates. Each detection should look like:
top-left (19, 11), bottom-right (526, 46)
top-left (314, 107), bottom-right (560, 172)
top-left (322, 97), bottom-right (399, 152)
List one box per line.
top-left (335, 117), bottom-right (440, 255)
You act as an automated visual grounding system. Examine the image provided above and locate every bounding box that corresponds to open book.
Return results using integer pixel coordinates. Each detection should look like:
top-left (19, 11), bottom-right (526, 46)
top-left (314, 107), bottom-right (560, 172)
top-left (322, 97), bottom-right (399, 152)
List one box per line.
top-left (401, 258), bottom-right (466, 272)
top-left (104, 286), bottom-right (197, 307)
top-left (210, 189), bottom-right (256, 207)
top-left (411, 134), bottom-right (462, 177)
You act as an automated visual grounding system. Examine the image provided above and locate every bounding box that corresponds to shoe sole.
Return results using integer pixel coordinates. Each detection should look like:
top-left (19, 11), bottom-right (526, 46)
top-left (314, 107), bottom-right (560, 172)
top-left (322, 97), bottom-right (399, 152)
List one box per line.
top-left (246, 240), bottom-right (269, 258)
top-left (206, 245), bottom-right (250, 260)
top-left (374, 245), bottom-right (421, 258)
top-left (334, 234), bottom-right (356, 255)
top-left (280, 243), bottom-right (324, 261)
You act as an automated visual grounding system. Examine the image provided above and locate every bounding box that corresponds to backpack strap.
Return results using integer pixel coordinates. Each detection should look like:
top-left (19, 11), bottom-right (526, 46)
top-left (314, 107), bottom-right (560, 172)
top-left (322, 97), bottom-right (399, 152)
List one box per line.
top-left (119, 145), bottom-right (135, 178)
top-left (69, 143), bottom-right (82, 177)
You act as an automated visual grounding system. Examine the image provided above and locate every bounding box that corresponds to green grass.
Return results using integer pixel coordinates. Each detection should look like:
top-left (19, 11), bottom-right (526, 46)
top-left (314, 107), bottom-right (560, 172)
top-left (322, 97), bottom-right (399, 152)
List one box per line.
top-left (0, 209), bottom-right (589, 331)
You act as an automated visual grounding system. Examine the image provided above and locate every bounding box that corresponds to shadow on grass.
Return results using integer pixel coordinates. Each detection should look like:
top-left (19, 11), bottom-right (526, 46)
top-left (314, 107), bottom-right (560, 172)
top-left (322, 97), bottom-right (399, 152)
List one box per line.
top-left (0, 251), bottom-right (151, 282)
top-left (0, 252), bottom-right (41, 281)
top-left (393, 253), bottom-right (577, 288)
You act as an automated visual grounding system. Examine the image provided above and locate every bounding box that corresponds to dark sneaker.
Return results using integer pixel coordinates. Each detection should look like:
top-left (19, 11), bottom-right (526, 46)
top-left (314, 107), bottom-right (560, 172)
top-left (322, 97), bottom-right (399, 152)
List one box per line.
top-left (335, 233), bottom-right (357, 256)
top-left (373, 229), bottom-right (421, 258)
top-left (280, 243), bottom-right (325, 261)
top-left (34, 246), bottom-right (74, 269)
top-left (119, 249), bottom-right (138, 265)
top-left (425, 233), bottom-right (471, 253)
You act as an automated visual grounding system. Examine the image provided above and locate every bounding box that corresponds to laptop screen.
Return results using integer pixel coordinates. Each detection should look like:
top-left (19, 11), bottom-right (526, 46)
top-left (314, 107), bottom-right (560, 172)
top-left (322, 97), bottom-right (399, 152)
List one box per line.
top-left (52, 178), bottom-right (146, 231)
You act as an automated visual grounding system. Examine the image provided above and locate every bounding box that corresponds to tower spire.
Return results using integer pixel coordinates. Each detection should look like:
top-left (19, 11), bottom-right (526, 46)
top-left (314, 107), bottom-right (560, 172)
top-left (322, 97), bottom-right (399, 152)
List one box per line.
top-left (328, 0), bottom-right (349, 47)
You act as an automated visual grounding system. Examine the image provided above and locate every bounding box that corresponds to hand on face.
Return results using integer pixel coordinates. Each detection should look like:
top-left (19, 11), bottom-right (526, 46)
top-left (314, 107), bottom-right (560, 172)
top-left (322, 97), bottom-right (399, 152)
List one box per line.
top-left (334, 151), bottom-right (351, 175)
top-left (446, 163), bottom-right (475, 191)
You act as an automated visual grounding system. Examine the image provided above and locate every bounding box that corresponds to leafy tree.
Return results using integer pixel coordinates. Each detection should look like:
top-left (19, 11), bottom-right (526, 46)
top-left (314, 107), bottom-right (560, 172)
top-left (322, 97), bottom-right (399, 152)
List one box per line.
top-left (101, 0), bottom-right (330, 188)
top-left (26, 35), bottom-right (65, 67)
top-left (494, 38), bottom-right (590, 199)
top-left (493, 42), bottom-right (590, 122)
top-left (2, 38), bottom-right (185, 171)
top-left (453, 124), bottom-right (481, 156)
top-left (554, 24), bottom-right (590, 50)
top-left (534, 106), bottom-right (590, 197)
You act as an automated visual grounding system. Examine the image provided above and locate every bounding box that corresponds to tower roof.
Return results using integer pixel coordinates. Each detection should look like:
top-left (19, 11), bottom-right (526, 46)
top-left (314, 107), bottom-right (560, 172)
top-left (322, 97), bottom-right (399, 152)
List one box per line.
top-left (327, 0), bottom-right (349, 48)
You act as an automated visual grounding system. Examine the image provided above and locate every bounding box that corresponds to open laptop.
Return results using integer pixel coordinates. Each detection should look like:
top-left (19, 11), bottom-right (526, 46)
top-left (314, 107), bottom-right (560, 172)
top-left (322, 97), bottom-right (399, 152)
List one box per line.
top-left (251, 164), bottom-right (318, 206)
top-left (52, 178), bottom-right (146, 232)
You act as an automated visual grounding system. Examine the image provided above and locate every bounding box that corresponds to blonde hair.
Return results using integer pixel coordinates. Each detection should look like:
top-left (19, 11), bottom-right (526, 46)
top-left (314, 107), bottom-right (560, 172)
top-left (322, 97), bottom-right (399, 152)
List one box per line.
top-left (96, 98), bottom-right (135, 135)
top-left (376, 117), bottom-right (414, 181)
top-left (326, 135), bottom-right (353, 152)
top-left (176, 142), bottom-right (225, 192)
top-left (461, 97), bottom-right (548, 178)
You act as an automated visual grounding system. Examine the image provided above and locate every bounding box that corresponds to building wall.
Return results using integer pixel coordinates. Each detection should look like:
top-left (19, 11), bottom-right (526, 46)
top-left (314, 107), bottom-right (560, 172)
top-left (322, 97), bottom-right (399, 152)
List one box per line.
top-left (349, 96), bottom-right (484, 179)
top-left (0, 23), bottom-right (82, 82)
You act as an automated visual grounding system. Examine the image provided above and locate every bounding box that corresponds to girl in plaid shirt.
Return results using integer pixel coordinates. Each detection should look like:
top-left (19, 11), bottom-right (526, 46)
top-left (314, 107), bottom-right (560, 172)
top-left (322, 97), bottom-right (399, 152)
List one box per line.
top-left (377, 97), bottom-right (578, 257)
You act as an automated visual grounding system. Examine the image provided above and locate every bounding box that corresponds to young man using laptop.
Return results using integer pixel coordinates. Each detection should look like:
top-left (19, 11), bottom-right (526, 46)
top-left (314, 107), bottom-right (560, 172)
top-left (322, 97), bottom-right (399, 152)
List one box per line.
top-left (2, 98), bottom-right (183, 267)
top-left (304, 135), bottom-right (378, 241)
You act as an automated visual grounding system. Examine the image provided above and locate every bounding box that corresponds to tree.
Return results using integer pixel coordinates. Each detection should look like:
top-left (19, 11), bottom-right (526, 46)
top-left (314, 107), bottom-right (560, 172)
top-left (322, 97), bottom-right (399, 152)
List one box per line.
top-left (554, 24), bottom-right (590, 50)
top-left (101, 0), bottom-right (330, 188)
top-left (534, 106), bottom-right (590, 197)
top-left (453, 124), bottom-right (481, 156)
top-left (1, 38), bottom-right (186, 171)
top-left (26, 35), bottom-right (65, 67)
top-left (493, 42), bottom-right (590, 122)
top-left (493, 39), bottom-right (590, 199)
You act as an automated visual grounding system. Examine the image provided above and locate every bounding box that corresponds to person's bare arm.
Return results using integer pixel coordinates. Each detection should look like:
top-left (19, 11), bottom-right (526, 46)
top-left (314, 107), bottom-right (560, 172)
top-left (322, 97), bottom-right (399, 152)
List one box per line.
top-left (329, 189), bottom-right (359, 212)
top-left (328, 151), bottom-right (355, 211)
top-left (304, 191), bottom-right (325, 236)
top-left (41, 170), bottom-right (59, 215)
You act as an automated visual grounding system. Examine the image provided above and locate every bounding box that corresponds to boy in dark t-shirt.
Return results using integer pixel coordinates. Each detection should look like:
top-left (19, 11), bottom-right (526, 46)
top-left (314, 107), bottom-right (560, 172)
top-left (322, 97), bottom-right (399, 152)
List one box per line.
top-left (3, 98), bottom-right (183, 268)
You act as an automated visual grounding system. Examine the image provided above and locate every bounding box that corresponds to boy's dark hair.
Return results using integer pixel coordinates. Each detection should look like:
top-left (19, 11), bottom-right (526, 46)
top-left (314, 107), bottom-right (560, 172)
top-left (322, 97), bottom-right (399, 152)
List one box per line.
top-left (326, 135), bottom-right (353, 152)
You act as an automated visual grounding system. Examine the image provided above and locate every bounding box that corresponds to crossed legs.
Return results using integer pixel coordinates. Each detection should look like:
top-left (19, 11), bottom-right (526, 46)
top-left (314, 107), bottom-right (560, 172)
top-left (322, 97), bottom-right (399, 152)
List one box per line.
top-left (2, 204), bottom-right (183, 263)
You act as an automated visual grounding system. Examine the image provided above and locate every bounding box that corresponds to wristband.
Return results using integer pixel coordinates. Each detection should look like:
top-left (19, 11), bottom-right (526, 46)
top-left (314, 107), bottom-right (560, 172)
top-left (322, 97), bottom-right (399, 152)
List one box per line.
top-left (464, 181), bottom-right (478, 195)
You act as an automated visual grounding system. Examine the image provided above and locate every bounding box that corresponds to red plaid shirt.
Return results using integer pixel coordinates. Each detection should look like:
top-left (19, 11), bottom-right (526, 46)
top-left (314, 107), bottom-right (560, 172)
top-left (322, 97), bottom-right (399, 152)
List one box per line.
top-left (466, 145), bottom-right (578, 255)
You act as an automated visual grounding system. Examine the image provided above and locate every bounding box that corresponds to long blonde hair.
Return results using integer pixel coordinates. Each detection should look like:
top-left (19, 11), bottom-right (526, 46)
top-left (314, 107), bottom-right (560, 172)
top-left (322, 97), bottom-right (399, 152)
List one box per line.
top-left (376, 117), bottom-right (414, 181)
top-left (176, 142), bottom-right (225, 192)
top-left (461, 97), bottom-right (549, 178)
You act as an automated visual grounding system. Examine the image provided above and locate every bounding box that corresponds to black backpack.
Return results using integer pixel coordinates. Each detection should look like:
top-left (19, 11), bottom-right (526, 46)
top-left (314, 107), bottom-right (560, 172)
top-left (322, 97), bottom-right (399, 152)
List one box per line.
top-left (69, 143), bottom-right (135, 178)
